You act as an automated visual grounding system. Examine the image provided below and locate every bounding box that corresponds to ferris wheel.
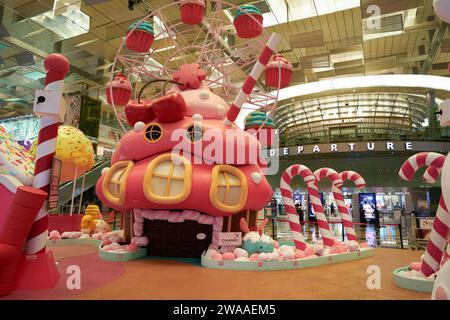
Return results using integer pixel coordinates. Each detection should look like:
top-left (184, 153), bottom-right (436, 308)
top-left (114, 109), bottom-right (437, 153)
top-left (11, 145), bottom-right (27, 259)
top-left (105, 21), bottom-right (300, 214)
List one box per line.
top-left (107, 0), bottom-right (293, 134)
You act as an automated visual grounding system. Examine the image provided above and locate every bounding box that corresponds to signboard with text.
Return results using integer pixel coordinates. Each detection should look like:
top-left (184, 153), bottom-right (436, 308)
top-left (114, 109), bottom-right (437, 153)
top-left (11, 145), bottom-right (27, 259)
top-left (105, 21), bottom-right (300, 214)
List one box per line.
top-left (265, 141), bottom-right (450, 158)
top-left (218, 232), bottom-right (242, 246)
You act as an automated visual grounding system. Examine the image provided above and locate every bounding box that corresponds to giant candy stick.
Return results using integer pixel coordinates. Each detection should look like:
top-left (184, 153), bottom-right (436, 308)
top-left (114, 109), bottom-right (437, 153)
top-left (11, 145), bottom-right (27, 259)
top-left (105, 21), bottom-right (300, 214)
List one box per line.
top-left (224, 33), bottom-right (280, 125)
top-left (281, 164), bottom-right (336, 249)
top-left (314, 168), bottom-right (358, 242)
top-left (26, 54), bottom-right (70, 254)
top-left (399, 152), bottom-right (449, 276)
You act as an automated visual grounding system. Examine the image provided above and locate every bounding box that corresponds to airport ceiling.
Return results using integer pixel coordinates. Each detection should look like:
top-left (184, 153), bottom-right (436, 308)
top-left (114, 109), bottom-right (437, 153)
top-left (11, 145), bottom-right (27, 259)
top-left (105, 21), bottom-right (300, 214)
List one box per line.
top-left (0, 0), bottom-right (449, 120)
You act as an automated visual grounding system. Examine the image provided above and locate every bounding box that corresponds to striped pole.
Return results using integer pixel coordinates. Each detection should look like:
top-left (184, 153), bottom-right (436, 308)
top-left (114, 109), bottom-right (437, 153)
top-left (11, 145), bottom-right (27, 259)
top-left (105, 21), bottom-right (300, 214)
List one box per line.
top-left (314, 168), bottom-right (358, 242)
top-left (280, 164), bottom-right (336, 249)
top-left (26, 54), bottom-right (69, 254)
top-left (399, 152), bottom-right (449, 276)
top-left (224, 33), bottom-right (281, 126)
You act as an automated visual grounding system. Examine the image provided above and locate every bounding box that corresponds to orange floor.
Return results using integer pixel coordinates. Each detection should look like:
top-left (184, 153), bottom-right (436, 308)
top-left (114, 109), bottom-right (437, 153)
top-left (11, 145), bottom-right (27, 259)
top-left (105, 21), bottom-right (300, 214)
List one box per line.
top-left (3, 245), bottom-right (430, 300)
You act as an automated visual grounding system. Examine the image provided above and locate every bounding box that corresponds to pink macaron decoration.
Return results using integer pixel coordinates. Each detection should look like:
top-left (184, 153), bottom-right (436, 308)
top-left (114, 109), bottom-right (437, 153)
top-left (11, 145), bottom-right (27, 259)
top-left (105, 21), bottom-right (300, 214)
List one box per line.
top-left (265, 54), bottom-right (293, 89)
top-left (180, 0), bottom-right (205, 25)
top-left (106, 73), bottom-right (132, 106)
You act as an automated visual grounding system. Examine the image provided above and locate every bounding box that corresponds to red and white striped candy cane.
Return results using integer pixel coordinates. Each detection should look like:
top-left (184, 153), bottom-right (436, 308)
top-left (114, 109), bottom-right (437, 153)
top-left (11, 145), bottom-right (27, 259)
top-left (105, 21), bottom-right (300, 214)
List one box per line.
top-left (399, 152), bottom-right (449, 276)
top-left (280, 164), bottom-right (335, 249)
top-left (26, 54), bottom-right (69, 254)
top-left (314, 168), bottom-right (358, 242)
top-left (339, 171), bottom-right (367, 189)
top-left (224, 33), bottom-right (281, 125)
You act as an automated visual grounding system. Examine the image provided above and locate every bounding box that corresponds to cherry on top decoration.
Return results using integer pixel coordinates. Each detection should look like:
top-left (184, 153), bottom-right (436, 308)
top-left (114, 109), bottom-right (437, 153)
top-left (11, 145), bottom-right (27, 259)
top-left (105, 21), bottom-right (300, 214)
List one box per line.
top-left (106, 73), bottom-right (132, 106)
top-left (180, 0), bottom-right (206, 25)
top-left (233, 5), bottom-right (263, 39)
top-left (244, 110), bottom-right (276, 147)
top-left (265, 54), bottom-right (293, 89)
top-left (434, 0), bottom-right (450, 23)
top-left (126, 20), bottom-right (155, 53)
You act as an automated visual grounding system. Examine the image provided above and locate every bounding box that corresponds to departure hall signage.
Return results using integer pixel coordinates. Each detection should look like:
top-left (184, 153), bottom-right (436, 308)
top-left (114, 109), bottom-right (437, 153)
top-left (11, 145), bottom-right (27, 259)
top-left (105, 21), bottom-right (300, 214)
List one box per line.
top-left (267, 140), bottom-right (450, 157)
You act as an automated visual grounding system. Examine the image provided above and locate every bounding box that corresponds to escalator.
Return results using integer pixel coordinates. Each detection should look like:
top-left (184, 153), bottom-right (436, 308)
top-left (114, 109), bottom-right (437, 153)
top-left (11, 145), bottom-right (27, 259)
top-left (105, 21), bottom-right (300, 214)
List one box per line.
top-left (58, 159), bottom-right (110, 206)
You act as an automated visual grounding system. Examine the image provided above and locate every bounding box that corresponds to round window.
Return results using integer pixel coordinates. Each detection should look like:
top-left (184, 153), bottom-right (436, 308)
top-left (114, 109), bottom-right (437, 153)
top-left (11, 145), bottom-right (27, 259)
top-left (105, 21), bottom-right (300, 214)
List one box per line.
top-left (186, 125), bottom-right (203, 143)
top-left (145, 124), bottom-right (162, 142)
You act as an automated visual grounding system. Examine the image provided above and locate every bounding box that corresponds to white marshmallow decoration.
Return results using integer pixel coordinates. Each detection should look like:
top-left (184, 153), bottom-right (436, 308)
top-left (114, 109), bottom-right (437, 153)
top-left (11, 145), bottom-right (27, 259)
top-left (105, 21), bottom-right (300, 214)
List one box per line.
top-left (432, 260), bottom-right (450, 300)
top-left (434, 0), bottom-right (450, 23)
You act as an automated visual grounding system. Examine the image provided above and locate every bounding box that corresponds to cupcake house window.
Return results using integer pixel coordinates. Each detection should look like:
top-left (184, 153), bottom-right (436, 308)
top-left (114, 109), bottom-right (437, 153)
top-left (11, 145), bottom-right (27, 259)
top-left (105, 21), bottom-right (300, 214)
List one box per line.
top-left (145, 124), bottom-right (162, 142)
top-left (144, 154), bottom-right (192, 204)
top-left (186, 125), bottom-right (203, 143)
top-left (102, 161), bottom-right (134, 206)
top-left (209, 165), bottom-right (248, 212)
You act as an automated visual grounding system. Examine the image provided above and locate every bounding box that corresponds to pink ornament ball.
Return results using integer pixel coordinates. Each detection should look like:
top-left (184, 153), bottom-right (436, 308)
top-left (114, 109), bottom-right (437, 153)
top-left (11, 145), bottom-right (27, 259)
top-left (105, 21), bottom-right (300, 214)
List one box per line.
top-left (233, 248), bottom-right (249, 258)
top-left (222, 252), bottom-right (236, 260)
top-left (127, 243), bottom-right (138, 252)
top-left (294, 251), bottom-right (305, 259)
top-left (410, 261), bottom-right (422, 272)
top-left (249, 253), bottom-right (259, 262)
top-left (304, 247), bottom-right (315, 256)
top-left (49, 230), bottom-right (61, 240)
top-left (211, 252), bottom-right (223, 260)
top-left (434, 0), bottom-right (450, 24)
top-left (329, 246), bottom-right (341, 254)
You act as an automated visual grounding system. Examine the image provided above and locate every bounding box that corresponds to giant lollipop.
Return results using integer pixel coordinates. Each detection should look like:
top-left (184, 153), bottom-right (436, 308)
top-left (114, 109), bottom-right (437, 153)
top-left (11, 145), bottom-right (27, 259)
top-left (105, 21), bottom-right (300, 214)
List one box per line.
top-left (29, 125), bottom-right (94, 182)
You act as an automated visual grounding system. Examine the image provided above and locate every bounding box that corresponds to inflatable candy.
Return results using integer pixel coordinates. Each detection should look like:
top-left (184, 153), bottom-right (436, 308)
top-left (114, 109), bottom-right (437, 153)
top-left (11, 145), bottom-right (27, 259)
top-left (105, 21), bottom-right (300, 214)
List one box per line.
top-left (315, 167), bottom-right (358, 242)
top-left (280, 164), bottom-right (336, 250)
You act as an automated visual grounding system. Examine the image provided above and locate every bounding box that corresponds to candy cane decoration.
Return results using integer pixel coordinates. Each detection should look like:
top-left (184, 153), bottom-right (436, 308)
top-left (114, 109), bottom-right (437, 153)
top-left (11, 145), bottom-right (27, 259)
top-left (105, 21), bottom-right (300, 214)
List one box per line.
top-left (399, 152), bottom-right (449, 276)
top-left (339, 171), bottom-right (367, 189)
top-left (224, 33), bottom-right (280, 125)
top-left (26, 54), bottom-right (69, 254)
top-left (280, 164), bottom-right (336, 249)
top-left (314, 168), bottom-right (358, 242)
